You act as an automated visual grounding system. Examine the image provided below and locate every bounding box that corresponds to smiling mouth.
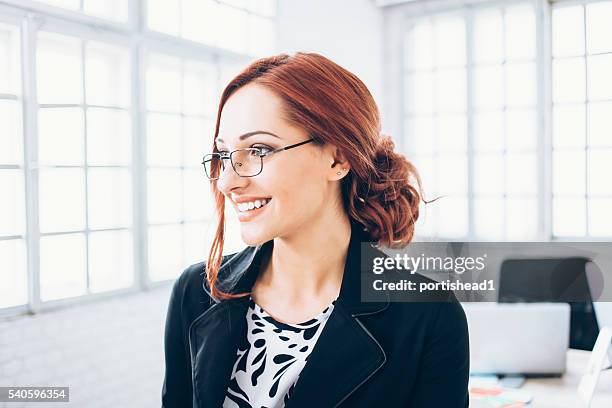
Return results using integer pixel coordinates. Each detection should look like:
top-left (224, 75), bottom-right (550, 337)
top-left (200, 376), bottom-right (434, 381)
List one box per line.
top-left (236, 198), bottom-right (272, 213)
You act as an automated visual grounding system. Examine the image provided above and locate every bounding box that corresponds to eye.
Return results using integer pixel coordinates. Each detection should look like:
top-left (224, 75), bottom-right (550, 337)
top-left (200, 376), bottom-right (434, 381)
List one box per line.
top-left (251, 145), bottom-right (272, 156)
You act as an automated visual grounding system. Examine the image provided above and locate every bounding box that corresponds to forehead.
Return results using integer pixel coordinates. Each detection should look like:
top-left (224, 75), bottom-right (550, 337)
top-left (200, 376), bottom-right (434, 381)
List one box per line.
top-left (217, 84), bottom-right (286, 145)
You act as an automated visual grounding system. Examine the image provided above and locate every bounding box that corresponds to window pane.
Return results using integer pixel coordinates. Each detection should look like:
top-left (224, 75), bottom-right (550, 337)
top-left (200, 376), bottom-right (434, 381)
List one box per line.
top-left (148, 169), bottom-right (182, 224)
top-left (437, 154), bottom-right (467, 195)
top-left (553, 58), bottom-right (586, 103)
top-left (0, 23), bottom-right (20, 95)
top-left (147, 0), bottom-right (180, 35)
top-left (83, 0), bottom-right (129, 22)
top-left (182, 61), bottom-right (217, 117)
top-left (148, 224), bottom-right (182, 281)
top-left (553, 197), bottom-right (586, 237)
top-left (587, 54), bottom-right (612, 101)
top-left (88, 168), bottom-right (132, 230)
top-left (474, 153), bottom-right (504, 195)
top-left (406, 116), bottom-right (435, 156)
top-left (37, 32), bottom-right (82, 104)
top-left (554, 105), bottom-right (586, 149)
top-left (40, 233), bottom-right (87, 301)
top-left (184, 117), bottom-right (213, 167)
top-left (505, 62), bottom-right (536, 108)
top-left (473, 111), bottom-right (504, 153)
top-left (552, 6), bottom-right (584, 58)
top-left (506, 109), bottom-right (537, 152)
top-left (217, 4), bottom-right (248, 53)
top-left (248, 15), bottom-right (275, 56)
top-left (184, 222), bottom-right (210, 267)
top-left (147, 113), bottom-right (182, 166)
top-left (473, 9), bottom-right (503, 64)
top-left (0, 239), bottom-right (27, 308)
top-left (437, 114), bottom-right (467, 153)
top-left (553, 150), bottom-right (586, 196)
top-left (586, 2), bottom-right (612, 55)
top-left (588, 149), bottom-right (612, 196)
top-left (506, 153), bottom-right (537, 195)
top-left (86, 108), bottom-right (131, 166)
top-left (38, 107), bottom-right (85, 166)
top-left (39, 168), bottom-right (86, 233)
top-left (474, 197), bottom-right (504, 240)
top-left (505, 5), bottom-right (536, 61)
top-left (589, 198), bottom-right (612, 237)
top-left (405, 21), bottom-right (433, 71)
top-left (146, 54), bottom-right (181, 112)
top-left (506, 198), bottom-right (538, 240)
top-left (434, 16), bottom-right (465, 68)
top-left (435, 196), bottom-right (468, 238)
top-left (181, 0), bottom-right (218, 45)
top-left (0, 100), bottom-right (23, 165)
top-left (88, 230), bottom-right (133, 293)
top-left (407, 72), bottom-right (434, 114)
top-left (588, 102), bottom-right (612, 147)
top-left (436, 68), bottom-right (466, 112)
top-left (85, 41), bottom-right (130, 107)
top-left (183, 169), bottom-right (213, 221)
top-left (473, 65), bottom-right (504, 109)
top-left (0, 170), bottom-right (25, 236)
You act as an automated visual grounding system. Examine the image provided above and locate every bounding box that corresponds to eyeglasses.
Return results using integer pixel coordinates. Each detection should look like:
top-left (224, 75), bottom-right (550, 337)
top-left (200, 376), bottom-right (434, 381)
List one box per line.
top-left (202, 138), bottom-right (315, 180)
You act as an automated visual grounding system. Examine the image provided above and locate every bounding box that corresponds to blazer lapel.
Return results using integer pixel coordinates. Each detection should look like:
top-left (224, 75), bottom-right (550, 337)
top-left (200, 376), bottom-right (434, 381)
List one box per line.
top-left (283, 300), bottom-right (386, 408)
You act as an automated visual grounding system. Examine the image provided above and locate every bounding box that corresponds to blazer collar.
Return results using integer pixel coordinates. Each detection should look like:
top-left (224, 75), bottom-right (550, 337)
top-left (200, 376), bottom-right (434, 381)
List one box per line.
top-left (206, 220), bottom-right (390, 316)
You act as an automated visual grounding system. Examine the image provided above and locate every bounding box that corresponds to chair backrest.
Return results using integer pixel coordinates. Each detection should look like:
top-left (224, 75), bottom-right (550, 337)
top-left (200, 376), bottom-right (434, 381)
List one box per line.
top-left (499, 257), bottom-right (600, 350)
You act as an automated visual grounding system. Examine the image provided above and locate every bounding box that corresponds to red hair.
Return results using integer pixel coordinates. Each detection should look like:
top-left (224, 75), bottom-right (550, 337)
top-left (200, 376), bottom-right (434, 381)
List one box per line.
top-left (206, 53), bottom-right (425, 300)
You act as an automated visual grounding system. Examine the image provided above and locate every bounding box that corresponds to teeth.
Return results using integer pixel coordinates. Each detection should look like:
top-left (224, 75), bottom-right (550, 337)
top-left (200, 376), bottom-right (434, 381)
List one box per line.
top-left (236, 198), bottom-right (270, 212)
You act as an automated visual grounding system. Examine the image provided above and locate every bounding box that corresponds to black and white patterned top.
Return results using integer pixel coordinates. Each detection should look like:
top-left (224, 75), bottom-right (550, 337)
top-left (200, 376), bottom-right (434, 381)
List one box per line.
top-left (223, 296), bottom-right (336, 408)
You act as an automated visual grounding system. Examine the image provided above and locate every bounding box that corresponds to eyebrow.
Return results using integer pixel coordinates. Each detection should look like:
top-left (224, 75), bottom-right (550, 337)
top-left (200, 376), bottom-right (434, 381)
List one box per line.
top-left (216, 131), bottom-right (281, 145)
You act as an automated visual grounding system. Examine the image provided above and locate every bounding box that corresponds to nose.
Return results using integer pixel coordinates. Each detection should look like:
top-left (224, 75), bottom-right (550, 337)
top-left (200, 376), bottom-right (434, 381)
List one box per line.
top-left (216, 161), bottom-right (249, 195)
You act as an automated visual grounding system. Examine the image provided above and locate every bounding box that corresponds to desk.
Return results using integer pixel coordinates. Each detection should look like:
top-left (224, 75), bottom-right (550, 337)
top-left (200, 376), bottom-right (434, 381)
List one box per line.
top-left (471, 350), bottom-right (612, 407)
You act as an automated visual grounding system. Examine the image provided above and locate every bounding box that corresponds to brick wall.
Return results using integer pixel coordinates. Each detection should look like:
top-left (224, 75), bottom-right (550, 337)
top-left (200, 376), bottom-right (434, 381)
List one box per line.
top-left (0, 286), bottom-right (172, 408)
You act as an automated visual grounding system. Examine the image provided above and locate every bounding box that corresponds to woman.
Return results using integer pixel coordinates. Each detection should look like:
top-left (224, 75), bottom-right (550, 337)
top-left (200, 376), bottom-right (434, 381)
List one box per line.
top-left (162, 53), bottom-right (469, 408)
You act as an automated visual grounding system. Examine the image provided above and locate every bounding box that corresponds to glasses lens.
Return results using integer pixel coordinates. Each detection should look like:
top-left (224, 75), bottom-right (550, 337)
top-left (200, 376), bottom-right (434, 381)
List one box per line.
top-left (231, 149), bottom-right (263, 177)
top-left (203, 153), bottom-right (224, 179)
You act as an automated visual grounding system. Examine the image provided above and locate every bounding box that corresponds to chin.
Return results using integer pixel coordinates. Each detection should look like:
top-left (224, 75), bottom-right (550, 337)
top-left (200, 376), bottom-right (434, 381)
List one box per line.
top-left (240, 225), bottom-right (273, 246)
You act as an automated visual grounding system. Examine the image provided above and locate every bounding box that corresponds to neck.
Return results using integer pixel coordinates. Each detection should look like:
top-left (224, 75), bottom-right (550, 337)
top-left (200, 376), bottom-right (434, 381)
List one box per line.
top-left (257, 210), bottom-right (352, 302)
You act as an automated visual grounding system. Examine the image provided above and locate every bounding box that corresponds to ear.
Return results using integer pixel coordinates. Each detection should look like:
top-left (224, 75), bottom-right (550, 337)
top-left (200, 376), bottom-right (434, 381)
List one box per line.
top-left (324, 144), bottom-right (351, 181)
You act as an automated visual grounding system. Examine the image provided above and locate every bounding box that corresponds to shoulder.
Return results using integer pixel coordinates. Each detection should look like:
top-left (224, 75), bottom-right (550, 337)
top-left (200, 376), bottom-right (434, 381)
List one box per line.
top-left (168, 253), bottom-right (238, 330)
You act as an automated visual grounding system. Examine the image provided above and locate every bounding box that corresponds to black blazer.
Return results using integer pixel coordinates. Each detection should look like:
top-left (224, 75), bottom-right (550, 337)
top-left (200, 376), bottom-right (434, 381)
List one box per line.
top-left (162, 222), bottom-right (470, 407)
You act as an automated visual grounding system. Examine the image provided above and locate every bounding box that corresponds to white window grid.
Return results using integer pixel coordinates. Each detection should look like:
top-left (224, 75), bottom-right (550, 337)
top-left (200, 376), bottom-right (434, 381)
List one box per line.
top-left (401, 0), bottom-right (612, 242)
top-left (0, 0), bottom-right (273, 317)
top-left (551, 0), bottom-right (612, 238)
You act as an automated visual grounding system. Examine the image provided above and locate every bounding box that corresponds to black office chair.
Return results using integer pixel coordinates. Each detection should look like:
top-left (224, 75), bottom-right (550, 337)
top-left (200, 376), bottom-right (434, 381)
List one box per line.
top-left (499, 257), bottom-right (600, 351)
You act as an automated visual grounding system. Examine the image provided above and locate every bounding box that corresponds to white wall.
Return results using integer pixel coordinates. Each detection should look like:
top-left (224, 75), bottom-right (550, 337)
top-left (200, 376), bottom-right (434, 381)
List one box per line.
top-left (276, 0), bottom-right (386, 126)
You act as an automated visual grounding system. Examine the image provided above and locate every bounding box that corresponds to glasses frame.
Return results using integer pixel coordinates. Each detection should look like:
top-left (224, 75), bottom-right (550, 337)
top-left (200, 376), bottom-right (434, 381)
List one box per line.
top-left (202, 138), bottom-right (315, 180)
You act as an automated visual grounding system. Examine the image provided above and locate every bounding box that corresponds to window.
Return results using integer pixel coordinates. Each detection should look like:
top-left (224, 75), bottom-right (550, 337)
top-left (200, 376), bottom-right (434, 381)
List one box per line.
top-left (36, 31), bottom-right (133, 300)
top-left (145, 52), bottom-right (217, 282)
top-left (146, 0), bottom-right (276, 56)
top-left (403, 14), bottom-right (469, 239)
top-left (0, 21), bottom-right (27, 309)
top-left (551, 1), bottom-right (612, 238)
top-left (404, 2), bottom-right (539, 241)
top-left (35, 0), bottom-right (129, 22)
